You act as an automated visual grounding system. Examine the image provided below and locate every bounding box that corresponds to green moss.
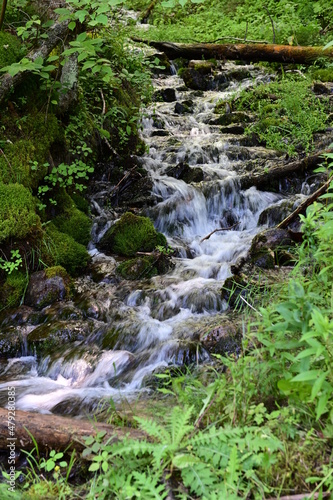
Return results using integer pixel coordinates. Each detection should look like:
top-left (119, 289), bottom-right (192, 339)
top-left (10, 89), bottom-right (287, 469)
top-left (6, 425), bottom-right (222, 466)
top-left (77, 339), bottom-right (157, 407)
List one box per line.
top-left (45, 265), bottom-right (69, 281)
top-left (117, 256), bottom-right (158, 280)
top-left (53, 207), bottom-right (91, 246)
top-left (0, 183), bottom-right (41, 243)
top-left (99, 212), bottom-right (167, 257)
top-left (71, 193), bottom-right (90, 214)
top-left (44, 224), bottom-right (90, 276)
top-left (0, 31), bottom-right (24, 68)
top-left (310, 68), bottom-right (333, 82)
top-left (0, 271), bottom-right (28, 309)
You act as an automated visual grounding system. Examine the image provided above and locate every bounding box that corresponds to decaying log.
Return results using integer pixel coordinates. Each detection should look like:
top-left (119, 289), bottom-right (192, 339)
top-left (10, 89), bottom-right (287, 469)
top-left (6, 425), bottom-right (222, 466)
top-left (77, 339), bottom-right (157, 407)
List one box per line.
top-left (239, 149), bottom-right (333, 191)
top-left (0, 408), bottom-right (147, 452)
top-left (132, 39), bottom-right (333, 65)
top-left (0, 20), bottom-right (69, 106)
top-left (277, 175), bottom-right (333, 229)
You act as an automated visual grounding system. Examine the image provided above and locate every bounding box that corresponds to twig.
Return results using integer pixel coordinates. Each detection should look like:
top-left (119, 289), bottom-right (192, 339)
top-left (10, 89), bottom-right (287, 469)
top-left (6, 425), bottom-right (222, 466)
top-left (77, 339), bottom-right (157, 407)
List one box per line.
top-left (110, 166), bottom-right (138, 195)
top-left (285, 69), bottom-right (307, 79)
top-left (200, 222), bottom-right (239, 242)
top-left (264, 6), bottom-right (276, 44)
top-left (0, 147), bottom-right (14, 176)
top-left (239, 295), bottom-right (262, 317)
top-left (100, 88), bottom-right (106, 115)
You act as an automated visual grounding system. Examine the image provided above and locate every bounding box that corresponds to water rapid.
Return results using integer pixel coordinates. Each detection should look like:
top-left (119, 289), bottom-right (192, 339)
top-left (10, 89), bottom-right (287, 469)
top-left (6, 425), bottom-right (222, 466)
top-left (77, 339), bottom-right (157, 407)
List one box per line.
top-left (0, 62), bottom-right (288, 415)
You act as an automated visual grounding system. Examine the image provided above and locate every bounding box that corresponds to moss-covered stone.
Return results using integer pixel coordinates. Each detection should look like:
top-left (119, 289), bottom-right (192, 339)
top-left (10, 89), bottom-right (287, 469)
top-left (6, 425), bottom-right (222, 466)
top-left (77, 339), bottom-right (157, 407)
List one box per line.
top-left (0, 271), bottom-right (28, 310)
top-left (53, 207), bottom-right (91, 246)
top-left (24, 267), bottom-right (71, 310)
top-left (44, 224), bottom-right (90, 276)
top-left (117, 256), bottom-right (158, 280)
top-left (0, 31), bottom-right (24, 68)
top-left (0, 183), bottom-right (41, 243)
top-left (310, 68), bottom-right (333, 83)
top-left (71, 193), bottom-right (90, 214)
top-left (98, 212), bottom-right (167, 257)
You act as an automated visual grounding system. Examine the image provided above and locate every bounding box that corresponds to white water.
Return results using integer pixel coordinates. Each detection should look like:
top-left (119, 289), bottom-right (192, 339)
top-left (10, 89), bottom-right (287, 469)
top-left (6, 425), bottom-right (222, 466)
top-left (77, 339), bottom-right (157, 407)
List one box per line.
top-left (0, 63), bottom-right (286, 415)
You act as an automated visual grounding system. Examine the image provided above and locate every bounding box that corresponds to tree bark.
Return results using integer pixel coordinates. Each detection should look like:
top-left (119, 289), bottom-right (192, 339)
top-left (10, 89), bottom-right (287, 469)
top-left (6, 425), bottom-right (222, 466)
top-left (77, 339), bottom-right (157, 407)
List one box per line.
top-left (0, 408), bottom-right (147, 452)
top-left (0, 20), bottom-right (68, 106)
top-left (133, 39), bottom-right (333, 64)
top-left (238, 149), bottom-right (333, 190)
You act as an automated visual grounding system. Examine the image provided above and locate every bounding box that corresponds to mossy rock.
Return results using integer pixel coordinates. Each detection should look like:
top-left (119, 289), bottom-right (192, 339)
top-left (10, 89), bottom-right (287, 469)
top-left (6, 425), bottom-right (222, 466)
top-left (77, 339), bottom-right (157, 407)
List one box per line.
top-left (210, 112), bottom-right (252, 126)
top-left (0, 183), bottom-right (41, 243)
top-left (0, 271), bottom-right (28, 310)
top-left (188, 60), bottom-right (214, 75)
top-left (98, 212), bottom-right (167, 257)
top-left (0, 31), bottom-right (25, 68)
top-left (53, 207), bottom-right (91, 246)
top-left (117, 256), bottom-right (158, 280)
top-left (43, 224), bottom-right (90, 276)
top-left (25, 267), bottom-right (70, 310)
top-left (27, 321), bottom-right (87, 357)
top-left (310, 68), bottom-right (333, 83)
top-left (0, 330), bottom-right (24, 358)
top-left (71, 193), bottom-right (90, 214)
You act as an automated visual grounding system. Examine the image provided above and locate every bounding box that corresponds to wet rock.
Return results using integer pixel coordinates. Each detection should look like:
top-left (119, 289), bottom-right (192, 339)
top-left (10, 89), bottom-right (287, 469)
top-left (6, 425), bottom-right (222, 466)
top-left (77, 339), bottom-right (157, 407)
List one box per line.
top-left (221, 276), bottom-right (247, 310)
top-left (227, 68), bottom-right (252, 81)
top-left (24, 268), bottom-right (70, 310)
top-left (0, 305), bottom-right (35, 327)
top-left (90, 255), bottom-right (118, 283)
top-left (27, 320), bottom-right (92, 357)
top-left (210, 111), bottom-right (252, 126)
top-left (165, 162), bottom-right (204, 183)
top-left (220, 125), bottom-right (245, 135)
top-left (182, 68), bottom-right (210, 90)
top-left (98, 212), bottom-right (167, 257)
top-left (153, 88), bottom-right (177, 102)
top-left (151, 130), bottom-right (171, 137)
top-left (313, 81), bottom-right (333, 95)
top-left (258, 198), bottom-right (302, 227)
top-left (0, 328), bottom-right (25, 358)
top-left (200, 318), bottom-right (241, 355)
top-left (146, 52), bottom-right (171, 74)
top-left (249, 228), bottom-right (295, 269)
top-left (175, 100), bottom-right (194, 114)
top-left (117, 250), bottom-right (174, 281)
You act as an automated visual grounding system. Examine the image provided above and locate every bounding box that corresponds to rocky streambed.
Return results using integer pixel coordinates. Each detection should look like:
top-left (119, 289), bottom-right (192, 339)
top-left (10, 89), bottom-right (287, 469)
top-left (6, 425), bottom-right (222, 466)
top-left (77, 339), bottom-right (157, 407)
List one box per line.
top-left (0, 57), bottom-right (331, 416)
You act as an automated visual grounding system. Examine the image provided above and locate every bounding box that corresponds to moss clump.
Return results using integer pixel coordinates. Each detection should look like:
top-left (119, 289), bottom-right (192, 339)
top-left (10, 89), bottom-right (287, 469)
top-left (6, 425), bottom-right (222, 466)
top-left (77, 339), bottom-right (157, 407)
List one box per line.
top-left (310, 68), bottom-right (333, 82)
top-left (0, 271), bottom-right (28, 309)
top-left (44, 265), bottom-right (69, 281)
top-left (53, 207), bottom-right (91, 246)
top-left (99, 212), bottom-right (167, 257)
top-left (0, 183), bottom-right (41, 243)
top-left (44, 224), bottom-right (90, 276)
top-left (71, 193), bottom-right (90, 214)
top-left (0, 31), bottom-right (24, 68)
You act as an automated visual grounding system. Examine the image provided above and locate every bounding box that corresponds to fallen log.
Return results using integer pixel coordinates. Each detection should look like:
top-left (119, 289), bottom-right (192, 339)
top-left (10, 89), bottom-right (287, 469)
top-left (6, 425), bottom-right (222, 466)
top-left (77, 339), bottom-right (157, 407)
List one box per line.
top-left (277, 175), bottom-right (333, 229)
top-left (238, 148), bottom-right (333, 191)
top-left (0, 20), bottom-right (69, 106)
top-left (0, 408), bottom-right (147, 452)
top-left (132, 39), bottom-right (333, 65)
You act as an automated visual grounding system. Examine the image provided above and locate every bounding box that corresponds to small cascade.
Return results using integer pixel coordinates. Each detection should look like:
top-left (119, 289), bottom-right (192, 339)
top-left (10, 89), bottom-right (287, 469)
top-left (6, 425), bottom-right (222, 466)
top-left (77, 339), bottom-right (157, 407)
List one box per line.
top-left (0, 61), bottom-right (289, 415)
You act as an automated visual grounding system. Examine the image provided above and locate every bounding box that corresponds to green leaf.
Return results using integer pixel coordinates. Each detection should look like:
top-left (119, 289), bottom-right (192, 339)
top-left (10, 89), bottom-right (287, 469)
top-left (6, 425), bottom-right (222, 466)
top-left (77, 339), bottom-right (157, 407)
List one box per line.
top-left (77, 32), bottom-right (88, 43)
top-left (89, 462), bottom-right (100, 472)
top-left (68, 21), bottom-right (76, 31)
top-left (316, 391), bottom-right (331, 420)
top-left (95, 14), bottom-right (108, 25)
top-left (291, 370), bottom-right (321, 382)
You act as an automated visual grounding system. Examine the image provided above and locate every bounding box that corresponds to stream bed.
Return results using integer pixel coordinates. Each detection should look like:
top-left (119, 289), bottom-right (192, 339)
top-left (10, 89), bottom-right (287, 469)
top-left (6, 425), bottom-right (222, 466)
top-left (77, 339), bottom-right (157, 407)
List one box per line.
top-left (0, 61), bottom-right (306, 416)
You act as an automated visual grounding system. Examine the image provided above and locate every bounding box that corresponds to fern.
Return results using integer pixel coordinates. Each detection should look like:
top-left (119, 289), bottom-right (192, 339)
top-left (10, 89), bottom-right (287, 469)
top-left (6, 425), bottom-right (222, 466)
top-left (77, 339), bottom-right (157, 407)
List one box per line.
top-left (180, 461), bottom-right (218, 497)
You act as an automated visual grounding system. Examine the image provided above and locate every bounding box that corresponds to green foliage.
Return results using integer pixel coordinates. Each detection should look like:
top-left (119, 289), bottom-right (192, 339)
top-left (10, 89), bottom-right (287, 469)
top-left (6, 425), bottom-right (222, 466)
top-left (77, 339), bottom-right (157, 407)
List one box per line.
top-left (0, 249), bottom-right (22, 274)
top-left (44, 224), bottom-right (90, 276)
top-left (231, 76), bottom-right (327, 156)
top-left (129, 0), bottom-right (333, 46)
top-left (0, 183), bottom-right (41, 243)
top-left (100, 212), bottom-right (167, 257)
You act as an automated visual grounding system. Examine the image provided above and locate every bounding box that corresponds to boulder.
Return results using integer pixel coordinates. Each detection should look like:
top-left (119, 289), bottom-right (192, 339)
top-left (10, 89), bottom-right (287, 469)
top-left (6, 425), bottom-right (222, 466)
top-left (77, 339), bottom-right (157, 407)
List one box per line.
top-left (249, 228), bottom-right (295, 269)
top-left (165, 162), bottom-right (204, 183)
top-left (24, 267), bottom-right (70, 310)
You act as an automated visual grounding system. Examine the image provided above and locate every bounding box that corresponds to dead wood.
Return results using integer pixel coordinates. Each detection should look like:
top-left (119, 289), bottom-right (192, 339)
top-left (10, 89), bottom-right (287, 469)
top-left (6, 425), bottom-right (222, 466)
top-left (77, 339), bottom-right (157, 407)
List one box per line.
top-left (132, 39), bottom-right (333, 65)
top-left (239, 149), bottom-right (333, 191)
top-left (0, 408), bottom-right (147, 452)
top-left (200, 222), bottom-right (240, 242)
top-left (277, 175), bottom-right (333, 229)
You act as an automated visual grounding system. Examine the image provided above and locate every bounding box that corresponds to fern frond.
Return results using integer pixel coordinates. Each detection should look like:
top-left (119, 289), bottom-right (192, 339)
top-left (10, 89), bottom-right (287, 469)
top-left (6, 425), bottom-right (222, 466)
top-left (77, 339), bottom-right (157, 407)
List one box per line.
top-left (168, 405), bottom-right (194, 447)
top-left (180, 461), bottom-right (217, 497)
top-left (131, 470), bottom-right (168, 499)
top-left (135, 416), bottom-right (171, 444)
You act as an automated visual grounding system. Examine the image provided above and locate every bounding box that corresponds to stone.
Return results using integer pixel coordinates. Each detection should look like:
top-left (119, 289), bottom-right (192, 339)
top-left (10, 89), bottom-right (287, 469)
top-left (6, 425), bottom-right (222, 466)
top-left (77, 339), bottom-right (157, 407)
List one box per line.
top-left (24, 268), bottom-right (69, 310)
top-left (165, 162), bottom-right (204, 183)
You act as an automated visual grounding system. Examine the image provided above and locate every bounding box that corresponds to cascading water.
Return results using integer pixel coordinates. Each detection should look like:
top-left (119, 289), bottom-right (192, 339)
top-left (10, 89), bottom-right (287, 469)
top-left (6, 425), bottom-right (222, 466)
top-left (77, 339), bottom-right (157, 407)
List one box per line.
top-left (0, 62), bottom-right (289, 415)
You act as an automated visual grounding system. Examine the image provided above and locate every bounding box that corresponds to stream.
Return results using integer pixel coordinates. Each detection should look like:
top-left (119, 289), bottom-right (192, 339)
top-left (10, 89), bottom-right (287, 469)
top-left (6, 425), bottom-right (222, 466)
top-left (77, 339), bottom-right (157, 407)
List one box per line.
top-left (0, 60), bottom-right (303, 416)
